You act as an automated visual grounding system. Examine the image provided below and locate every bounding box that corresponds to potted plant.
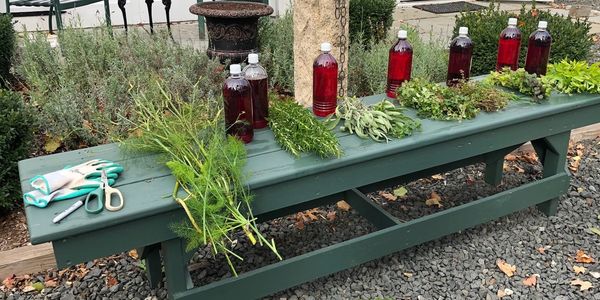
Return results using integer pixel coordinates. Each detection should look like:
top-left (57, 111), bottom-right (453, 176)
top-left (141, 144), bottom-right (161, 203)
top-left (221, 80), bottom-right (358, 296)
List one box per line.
top-left (190, 1), bottom-right (274, 64)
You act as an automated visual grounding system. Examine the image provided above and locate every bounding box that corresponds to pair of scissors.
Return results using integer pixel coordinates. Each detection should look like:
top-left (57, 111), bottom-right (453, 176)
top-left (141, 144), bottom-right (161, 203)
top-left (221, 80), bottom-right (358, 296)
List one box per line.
top-left (84, 170), bottom-right (124, 214)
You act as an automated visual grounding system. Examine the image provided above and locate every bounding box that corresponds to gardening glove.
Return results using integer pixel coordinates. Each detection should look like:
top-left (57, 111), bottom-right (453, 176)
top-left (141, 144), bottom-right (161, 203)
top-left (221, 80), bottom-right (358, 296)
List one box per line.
top-left (30, 159), bottom-right (123, 195)
top-left (24, 175), bottom-right (118, 208)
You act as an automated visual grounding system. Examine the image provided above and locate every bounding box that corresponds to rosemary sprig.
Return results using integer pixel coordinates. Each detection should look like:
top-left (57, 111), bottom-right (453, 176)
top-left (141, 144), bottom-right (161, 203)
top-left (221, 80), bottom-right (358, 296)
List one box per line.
top-left (269, 96), bottom-right (342, 158)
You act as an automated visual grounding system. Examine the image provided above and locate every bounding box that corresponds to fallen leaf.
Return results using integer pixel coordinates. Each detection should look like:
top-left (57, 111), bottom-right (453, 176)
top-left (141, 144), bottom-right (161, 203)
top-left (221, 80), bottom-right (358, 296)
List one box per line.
top-left (505, 154), bottom-right (518, 161)
top-left (571, 278), bottom-right (593, 291)
top-left (503, 162), bottom-right (511, 172)
top-left (590, 271), bottom-right (600, 279)
top-left (379, 191), bottom-right (397, 202)
top-left (326, 211), bottom-right (336, 222)
top-left (431, 174), bottom-right (444, 180)
top-left (537, 247), bottom-right (546, 254)
top-left (44, 279), bottom-right (58, 288)
top-left (590, 227), bottom-right (600, 237)
top-left (128, 249), bottom-right (139, 259)
top-left (106, 276), bottom-right (118, 287)
top-left (44, 135), bottom-right (62, 153)
top-left (575, 249), bottom-right (595, 264)
top-left (523, 274), bottom-right (538, 286)
top-left (295, 219), bottom-right (305, 230)
top-left (497, 259), bottom-right (517, 277)
top-left (393, 186), bottom-right (408, 198)
top-left (32, 282), bottom-right (44, 291)
top-left (573, 266), bottom-right (587, 275)
top-left (425, 192), bottom-right (442, 208)
top-left (514, 165), bottom-right (525, 173)
top-left (22, 286), bottom-right (36, 293)
top-left (2, 275), bottom-right (15, 289)
top-left (336, 200), bottom-right (350, 212)
top-left (497, 288), bottom-right (513, 298)
top-left (402, 272), bottom-right (413, 278)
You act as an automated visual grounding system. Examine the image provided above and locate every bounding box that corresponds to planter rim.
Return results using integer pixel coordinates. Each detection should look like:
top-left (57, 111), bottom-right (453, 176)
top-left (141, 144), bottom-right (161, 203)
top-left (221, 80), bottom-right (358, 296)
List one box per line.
top-left (189, 1), bottom-right (274, 18)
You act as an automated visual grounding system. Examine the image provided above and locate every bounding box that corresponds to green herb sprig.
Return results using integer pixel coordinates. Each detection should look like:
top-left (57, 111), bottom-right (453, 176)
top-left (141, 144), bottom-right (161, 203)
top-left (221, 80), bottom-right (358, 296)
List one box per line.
top-left (485, 68), bottom-right (552, 101)
top-left (327, 97), bottom-right (420, 142)
top-left (543, 60), bottom-right (600, 94)
top-left (269, 96), bottom-right (342, 158)
top-left (123, 83), bottom-right (281, 275)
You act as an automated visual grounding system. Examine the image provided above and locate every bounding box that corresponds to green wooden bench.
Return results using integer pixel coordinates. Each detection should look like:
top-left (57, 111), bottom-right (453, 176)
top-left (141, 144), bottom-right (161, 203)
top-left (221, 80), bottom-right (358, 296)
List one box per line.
top-left (19, 92), bottom-right (600, 299)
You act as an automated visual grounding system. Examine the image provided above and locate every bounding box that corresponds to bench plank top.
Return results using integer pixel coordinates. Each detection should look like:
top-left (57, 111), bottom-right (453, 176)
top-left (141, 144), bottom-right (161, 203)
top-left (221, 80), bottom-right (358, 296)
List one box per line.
top-left (19, 93), bottom-right (600, 244)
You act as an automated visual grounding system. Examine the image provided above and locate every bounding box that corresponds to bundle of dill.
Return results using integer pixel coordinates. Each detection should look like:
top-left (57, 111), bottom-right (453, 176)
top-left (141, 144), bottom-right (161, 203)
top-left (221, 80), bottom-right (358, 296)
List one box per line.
top-left (269, 96), bottom-right (342, 158)
top-left (123, 83), bottom-right (280, 275)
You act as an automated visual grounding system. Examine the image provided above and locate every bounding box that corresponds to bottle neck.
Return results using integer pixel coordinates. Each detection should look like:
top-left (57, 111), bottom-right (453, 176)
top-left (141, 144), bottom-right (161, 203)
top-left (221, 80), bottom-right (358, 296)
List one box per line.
top-left (231, 73), bottom-right (241, 79)
top-left (508, 24), bottom-right (516, 28)
top-left (458, 34), bottom-right (468, 38)
top-left (538, 27), bottom-right (547, 31)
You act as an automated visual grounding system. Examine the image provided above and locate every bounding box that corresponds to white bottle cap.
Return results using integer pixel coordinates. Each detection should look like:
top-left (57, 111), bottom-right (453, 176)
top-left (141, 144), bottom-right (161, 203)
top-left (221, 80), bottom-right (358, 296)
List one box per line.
top-left (230, 64), bottom-right (242, 75)
top-left (508, 18), bottom-right (518, 26)
top-left (320, 42), bottom-right (332, 52)
top-left (459, 27), bottom-right (468, 35)
top-left (538, 21), bottom-right (548, 29)
top-left (248, 53), bottom-right (259, 64)
top-left (398, 30), bottom-right (407, 39)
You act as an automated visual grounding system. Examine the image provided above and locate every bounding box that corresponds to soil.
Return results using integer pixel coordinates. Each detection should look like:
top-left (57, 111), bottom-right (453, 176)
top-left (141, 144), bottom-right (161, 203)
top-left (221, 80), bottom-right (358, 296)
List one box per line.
top-left (0, 208), bottom-right (30, 251)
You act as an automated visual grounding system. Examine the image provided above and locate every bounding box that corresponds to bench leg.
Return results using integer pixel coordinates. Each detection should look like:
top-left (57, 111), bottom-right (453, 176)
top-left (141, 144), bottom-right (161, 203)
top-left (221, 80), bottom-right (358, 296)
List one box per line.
top-left (484, 144), bottom-right (522, 186)
top-left (162, 238), bottom-right (193, 299)
top-left (531, 131), bottom-right (571, 216)
top-left (48, 6), bottom-right (54, 34)
top-left (138, 244), bottom-right (163, 288)
top-left (197, 0), bottom-right (206, 39)
top-left (118, 0), bottom-right (128, 32)
top-left (163, 0), bottom-right (171, 31)
top-left (146, 0), bottom-right (154, 34)
top-left (103, 0), bottom-right (111, 28)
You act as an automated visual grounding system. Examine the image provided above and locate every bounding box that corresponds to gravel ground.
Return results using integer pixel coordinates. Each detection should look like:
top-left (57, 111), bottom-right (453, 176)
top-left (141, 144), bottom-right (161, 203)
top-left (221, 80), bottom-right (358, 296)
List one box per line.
top-left (1, 139), bottom-right (599, 300)
top-left (554, 0), bottom-right (600, 10)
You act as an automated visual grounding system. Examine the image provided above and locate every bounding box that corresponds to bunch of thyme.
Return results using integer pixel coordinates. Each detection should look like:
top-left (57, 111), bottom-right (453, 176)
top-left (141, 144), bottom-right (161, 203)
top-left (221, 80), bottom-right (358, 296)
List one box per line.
top-left (269, 96), bottom-right (342, 158)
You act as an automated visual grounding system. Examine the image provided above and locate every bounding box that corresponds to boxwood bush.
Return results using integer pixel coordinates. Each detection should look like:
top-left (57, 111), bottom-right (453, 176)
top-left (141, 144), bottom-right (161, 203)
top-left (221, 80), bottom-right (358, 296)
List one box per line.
top-left (0, 14), bottom-right (15, 87)
top-left (454, 2), bottom-right (592, 76)
top-left (0, 90), bottom-right (32, 212)
top-left (349, 0), bottom-right (396, 45)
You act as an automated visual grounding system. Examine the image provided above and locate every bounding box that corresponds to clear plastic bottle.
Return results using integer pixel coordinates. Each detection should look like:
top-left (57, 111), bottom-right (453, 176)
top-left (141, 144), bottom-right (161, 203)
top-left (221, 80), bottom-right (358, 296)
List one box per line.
top-left (313, 42), bottom-right (338, 117)
top-left (525, 21), bottom-right (552, 76)
top-left (386, 30), bottom-right (413, 98)
top-left (447, 27), bottom-right (474, 86)
top-left (243, 53), bottom-right (269, 129)
top-left (496, 18), bottom-right (522, 71)
top-left (223, 64), bottom-right (253, 143)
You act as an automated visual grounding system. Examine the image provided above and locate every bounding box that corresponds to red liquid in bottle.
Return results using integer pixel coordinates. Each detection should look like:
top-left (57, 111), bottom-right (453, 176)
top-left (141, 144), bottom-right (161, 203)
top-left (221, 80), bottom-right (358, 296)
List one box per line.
top-left (525, 22), bottom-right (552, 76)
top-left (248, 78), bottom-right (268, 129)
top-left (243, 54), bottom-right (269, 129)
top-left (496, 19), bottom-right (521, 71)
top-left (313, 43), bottom-right (338, 117)
top-left (447, 27), bottom-right (474, 86)
top-left (223, 65), bottom-right (253, 143)
top-left (386, 30), bottom-right (413, 98)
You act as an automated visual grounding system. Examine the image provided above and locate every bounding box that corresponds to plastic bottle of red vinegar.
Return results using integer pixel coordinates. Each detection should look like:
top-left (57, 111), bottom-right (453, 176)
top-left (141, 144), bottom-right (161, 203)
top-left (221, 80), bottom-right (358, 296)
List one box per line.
top-left (447, 27), bottom-right (474, 86)
top-left (496, 18), bottom-right (522, 71)
top-left (386, 30), bottom-right (413, 98)
top-left (525, 21), bottom-right (552, 76)
top-left (313, 42), bottom-right (338, 117)
top-left (223, 64), bottom-right (253, 143)
top-left (243, 53), bottom-right (269, 129)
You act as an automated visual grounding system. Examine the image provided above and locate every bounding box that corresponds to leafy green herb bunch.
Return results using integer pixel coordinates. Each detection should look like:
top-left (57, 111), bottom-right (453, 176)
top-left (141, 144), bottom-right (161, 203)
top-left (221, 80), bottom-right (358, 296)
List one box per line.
top-left (485, 68), bottom-right (552, 101)
top-left (543, 60), bottom-right (600, 94)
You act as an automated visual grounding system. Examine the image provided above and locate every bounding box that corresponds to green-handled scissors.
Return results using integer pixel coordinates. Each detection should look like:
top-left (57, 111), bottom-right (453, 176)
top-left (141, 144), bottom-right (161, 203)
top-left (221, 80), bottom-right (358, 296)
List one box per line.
top-left (84, 170), bottom-right (124, 214)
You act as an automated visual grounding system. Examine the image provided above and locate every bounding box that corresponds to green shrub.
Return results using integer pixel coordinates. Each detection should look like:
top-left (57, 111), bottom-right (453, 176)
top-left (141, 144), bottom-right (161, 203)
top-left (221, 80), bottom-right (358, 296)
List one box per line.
top-left (17, 27), bottom-right (225, 152)
top-left (454, 2), bottom-right (592, 76)
top-left (0, 14), bottom-right (16, 87)
top-left (258, 12), bottom-right (294, 94)
top-left (0, 90), bottom-right (32, 212)
top-left (348, 25), bottom-right (448, 97)
top-left (349, 0), bottom-right (396, 45)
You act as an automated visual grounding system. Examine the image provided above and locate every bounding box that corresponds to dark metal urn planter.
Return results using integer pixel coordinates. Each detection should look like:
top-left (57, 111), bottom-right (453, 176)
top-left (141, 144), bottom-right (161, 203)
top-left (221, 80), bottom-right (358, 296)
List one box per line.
top-left (189, 1), bottom-right (274, 64)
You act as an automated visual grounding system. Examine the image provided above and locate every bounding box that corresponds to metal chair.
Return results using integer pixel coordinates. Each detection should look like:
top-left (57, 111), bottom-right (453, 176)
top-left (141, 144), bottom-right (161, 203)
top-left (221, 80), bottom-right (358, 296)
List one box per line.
top-left (5, 0), bottom-right (111, 32)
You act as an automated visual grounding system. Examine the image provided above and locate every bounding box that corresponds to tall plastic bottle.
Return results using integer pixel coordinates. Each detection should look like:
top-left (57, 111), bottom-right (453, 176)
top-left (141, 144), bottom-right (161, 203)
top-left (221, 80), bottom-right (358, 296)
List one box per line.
top-left (223, 64), bottom-right (253, 143)
top-left (313, 42), bottom-right (338, 117)
top-left (243, 53), bottom-right (269, 129)
top-left (496, 18), bottom-right (522, 71)
top-left (386, 30), bottom-right (413, 98)
top-left (447, 27), bottom-right (474, 86)
top-left (525, 21), bottom-right (552, 76)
